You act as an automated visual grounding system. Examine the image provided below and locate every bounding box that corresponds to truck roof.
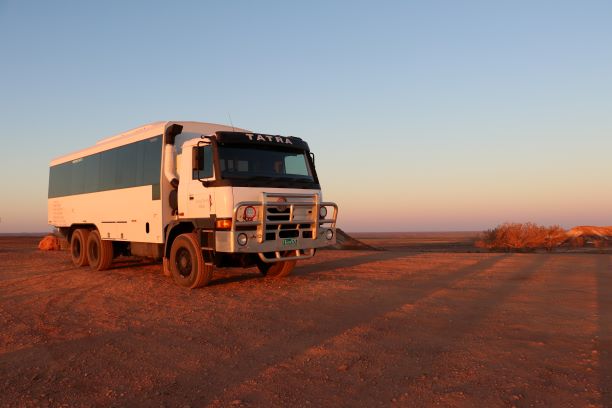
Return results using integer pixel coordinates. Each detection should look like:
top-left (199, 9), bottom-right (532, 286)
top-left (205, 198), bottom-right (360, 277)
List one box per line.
top-left (50, 121), bottom-right (250, 166)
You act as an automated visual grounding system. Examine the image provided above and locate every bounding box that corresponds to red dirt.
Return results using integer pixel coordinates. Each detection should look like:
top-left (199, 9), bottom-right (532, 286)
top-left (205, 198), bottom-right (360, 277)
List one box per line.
top-left (1, 236), bottom-right (611, 407)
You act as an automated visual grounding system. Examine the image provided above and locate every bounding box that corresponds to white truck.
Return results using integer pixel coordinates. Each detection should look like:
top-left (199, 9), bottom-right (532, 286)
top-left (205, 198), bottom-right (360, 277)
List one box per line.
top-left (48, 121), bottom-right (337, 288)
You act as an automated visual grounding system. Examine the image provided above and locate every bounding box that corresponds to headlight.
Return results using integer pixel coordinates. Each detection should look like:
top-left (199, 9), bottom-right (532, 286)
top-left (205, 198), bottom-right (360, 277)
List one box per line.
top-left (244, 206), bottom-right (256, 221)
top-left (325, 229), bottom-right (334, 240)
top-left (237, 233), bottom-right (248, 246)
top-left (276, 197), bottom-right (288, 211)
top-left (319, 206), bottom-right (328, 219)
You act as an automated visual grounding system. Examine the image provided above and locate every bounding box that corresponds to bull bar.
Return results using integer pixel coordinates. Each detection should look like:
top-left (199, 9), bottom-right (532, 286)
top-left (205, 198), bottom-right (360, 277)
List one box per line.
top-left (231, 192), bottom-right (338, 263)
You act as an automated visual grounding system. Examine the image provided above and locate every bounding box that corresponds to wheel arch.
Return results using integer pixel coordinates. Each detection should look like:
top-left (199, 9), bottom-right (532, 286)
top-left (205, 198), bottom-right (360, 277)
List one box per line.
top-left (164, 221), bottom-right (198, 259)
top-left (67, 223), bottom-right (97, 242)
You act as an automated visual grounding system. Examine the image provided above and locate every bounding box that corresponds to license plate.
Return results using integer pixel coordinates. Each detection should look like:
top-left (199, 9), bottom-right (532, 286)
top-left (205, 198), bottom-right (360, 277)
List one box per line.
top-left (282, 238), bottom-right (298, 246)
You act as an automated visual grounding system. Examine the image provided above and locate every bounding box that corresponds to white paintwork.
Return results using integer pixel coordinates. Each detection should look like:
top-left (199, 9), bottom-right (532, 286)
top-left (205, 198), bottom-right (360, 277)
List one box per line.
top-left (50, 121), bottom-right (248, 166)
top-left (177, 138), bottom-right (215, 221)
top-left (163, 144), bottom-right (179, 185)
top-left (48, 185), bottom-right (164, 242)
top-left (48, 121), bottom-right (249, 243)
top-left (48, 121), bottom-right (337, 258)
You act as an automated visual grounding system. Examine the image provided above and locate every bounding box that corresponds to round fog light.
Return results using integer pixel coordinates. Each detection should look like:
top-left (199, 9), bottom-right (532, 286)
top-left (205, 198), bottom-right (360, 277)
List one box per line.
top-left (319, 206), bottom-right (328, 219)
top-left (325, 229), bottom-right (334, 240)
top-left (237, 233), bottom-right (248, 246)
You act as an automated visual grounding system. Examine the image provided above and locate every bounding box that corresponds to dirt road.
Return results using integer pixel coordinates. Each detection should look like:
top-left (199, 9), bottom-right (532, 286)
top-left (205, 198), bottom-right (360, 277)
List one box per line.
top-left (1, 237), bottom-right (611, 407)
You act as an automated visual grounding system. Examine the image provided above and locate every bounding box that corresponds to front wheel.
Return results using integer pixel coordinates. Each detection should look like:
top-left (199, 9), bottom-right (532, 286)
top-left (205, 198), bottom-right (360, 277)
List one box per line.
top-left (257, 255), bottom-right (297, 278)
top-left (169, 233), bottom-right (213, 288)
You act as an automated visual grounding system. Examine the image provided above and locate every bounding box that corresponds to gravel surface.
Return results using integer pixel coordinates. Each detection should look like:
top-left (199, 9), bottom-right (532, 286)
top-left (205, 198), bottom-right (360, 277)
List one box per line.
top-left (0, 237), bottom-right (611, 407)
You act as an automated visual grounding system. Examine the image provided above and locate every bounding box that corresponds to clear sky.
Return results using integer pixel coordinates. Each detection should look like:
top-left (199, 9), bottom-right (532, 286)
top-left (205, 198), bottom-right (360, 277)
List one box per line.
top-left (1, 0), bottom-right (611, 233)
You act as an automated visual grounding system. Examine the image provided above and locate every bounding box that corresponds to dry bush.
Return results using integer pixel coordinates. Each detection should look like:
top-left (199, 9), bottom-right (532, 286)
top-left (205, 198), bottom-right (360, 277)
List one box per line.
top-left (568, 236), bottom-right (585, 248)
top-left (594, 239), bottom-right (609, 248)
top-left (476, 223), bottom-right (567, 251)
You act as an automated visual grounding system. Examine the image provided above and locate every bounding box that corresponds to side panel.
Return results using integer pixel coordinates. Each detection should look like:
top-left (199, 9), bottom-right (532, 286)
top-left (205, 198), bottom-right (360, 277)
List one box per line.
top-left (48, 185), bottom-right (164, 243)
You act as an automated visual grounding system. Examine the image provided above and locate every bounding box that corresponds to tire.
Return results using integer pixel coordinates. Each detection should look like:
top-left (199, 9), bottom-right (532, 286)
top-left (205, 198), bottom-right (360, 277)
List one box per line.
top-left (86, 230), bottom-right (113, 271)
top-left (71, 229), bottom-right (90, 267)
top-left (257, 254), bottom-right (297, 278)
top-left (169, 233), bottom-right (212, 288)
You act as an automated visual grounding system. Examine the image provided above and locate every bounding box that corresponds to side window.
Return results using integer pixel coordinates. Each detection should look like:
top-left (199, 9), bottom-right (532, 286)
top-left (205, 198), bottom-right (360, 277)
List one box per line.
top-left (48, 135), bottom-right (162, 198)
top-left (193, 145), bottom-right (213, 179)
top-left (142, 136), bottom-right (162, 185)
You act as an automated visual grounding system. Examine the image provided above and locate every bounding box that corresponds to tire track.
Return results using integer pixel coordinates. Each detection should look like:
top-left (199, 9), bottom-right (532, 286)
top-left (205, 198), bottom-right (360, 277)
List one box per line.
top-left (205, 254), bottom-right (537, 407)
top-left (118, 254), bottom-right (508, 407)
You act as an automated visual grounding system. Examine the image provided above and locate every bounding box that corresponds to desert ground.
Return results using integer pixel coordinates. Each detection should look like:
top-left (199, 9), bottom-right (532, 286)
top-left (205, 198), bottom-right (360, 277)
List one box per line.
top-left (1, 235), bottom-right (611, 407)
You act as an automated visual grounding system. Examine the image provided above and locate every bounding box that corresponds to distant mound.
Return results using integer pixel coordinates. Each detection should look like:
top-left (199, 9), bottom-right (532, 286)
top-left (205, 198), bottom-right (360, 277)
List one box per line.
top-left (566, 226), bottom-right (612, 239)
top-left (565, 226), bottom-right (611, 248)
top-left (331, 229), bottom-right (383, 250)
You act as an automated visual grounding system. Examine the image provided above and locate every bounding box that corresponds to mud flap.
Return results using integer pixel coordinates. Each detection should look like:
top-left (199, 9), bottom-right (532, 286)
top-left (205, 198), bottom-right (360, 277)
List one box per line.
top-left (162, 257), bottom-right (171, 277)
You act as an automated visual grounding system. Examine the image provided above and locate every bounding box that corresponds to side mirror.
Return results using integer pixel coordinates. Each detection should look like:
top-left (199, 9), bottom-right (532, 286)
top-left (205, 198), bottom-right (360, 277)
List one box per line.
top-left (193, 144), bottom-right (213, 185)
top-left (192, 147), bottom-right (201, 172)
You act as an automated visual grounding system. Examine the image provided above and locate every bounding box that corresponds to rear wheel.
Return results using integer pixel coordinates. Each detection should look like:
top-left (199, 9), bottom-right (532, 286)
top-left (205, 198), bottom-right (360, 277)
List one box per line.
top-left (169, 233), bottom-right (212, 288)
top-left (71, 229), bottom-right (90, 267)
top-left (86, 230), bottom-right (113, 271)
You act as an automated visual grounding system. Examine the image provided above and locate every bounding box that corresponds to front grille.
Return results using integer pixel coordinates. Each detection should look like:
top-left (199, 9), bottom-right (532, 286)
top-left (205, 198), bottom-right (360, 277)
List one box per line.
top-left (267, 207), bottom-right (290, 222)
top-left (231, 192), bottom-right (337, 245)
top-left (279, 230), bottom-right (299, 238)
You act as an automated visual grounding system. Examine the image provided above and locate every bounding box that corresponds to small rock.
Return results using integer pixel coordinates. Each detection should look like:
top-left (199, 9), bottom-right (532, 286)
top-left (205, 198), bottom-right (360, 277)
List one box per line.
top-left (38, 236), bottom-right (62, 251)
top-left (337, 364), bottom-right (349, 372)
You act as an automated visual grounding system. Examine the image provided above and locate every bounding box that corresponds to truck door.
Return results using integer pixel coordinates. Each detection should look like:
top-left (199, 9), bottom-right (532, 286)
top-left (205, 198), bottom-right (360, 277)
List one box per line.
top-left (181, 144), bottom-right (215, 219)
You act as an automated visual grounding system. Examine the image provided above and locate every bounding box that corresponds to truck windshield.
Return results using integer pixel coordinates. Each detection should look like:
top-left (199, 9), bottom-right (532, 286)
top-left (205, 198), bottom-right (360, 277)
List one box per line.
top-left (218, 146), bottom-right (314, 182)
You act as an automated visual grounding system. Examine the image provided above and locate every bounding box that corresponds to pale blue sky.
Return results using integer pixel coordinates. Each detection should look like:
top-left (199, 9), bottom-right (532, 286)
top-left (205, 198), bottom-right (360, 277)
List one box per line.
top-left (1, 0), bottom-right (611, 232)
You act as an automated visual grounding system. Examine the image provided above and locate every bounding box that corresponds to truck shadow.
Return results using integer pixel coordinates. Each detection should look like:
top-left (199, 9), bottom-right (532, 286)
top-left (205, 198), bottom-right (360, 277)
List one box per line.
top-left (208, 250), bottom-right (414, 287)
top-left (293, 250), bottom-right (417, 276)
top-left (209, 272), bottom-right (261, 286)
top-left (110, 258), bottom-right (160, 270)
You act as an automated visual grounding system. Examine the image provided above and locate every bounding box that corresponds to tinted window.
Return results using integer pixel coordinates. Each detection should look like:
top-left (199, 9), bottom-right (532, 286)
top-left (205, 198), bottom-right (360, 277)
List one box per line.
top-left (284, 154), bottom-right (310, 176)
top-left (48, 162), bottom-right (72, 197)
top-left (114, 141), bottom-right (139, 189)
top-left (143, 137), bottom-right (161, 185)
top-left (218, 146), bottom-right (314, 181)
top-left (48, 135), bottom-right (162, 198)
top-left (83, 153), bottom-right (100, 193)
top-left (98, 148), bottom-right (117, 191)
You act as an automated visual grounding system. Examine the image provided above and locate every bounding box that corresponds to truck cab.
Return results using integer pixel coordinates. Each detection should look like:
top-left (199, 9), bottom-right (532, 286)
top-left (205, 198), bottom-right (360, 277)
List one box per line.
top-left (164, 126), bottom-right (337, 287)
